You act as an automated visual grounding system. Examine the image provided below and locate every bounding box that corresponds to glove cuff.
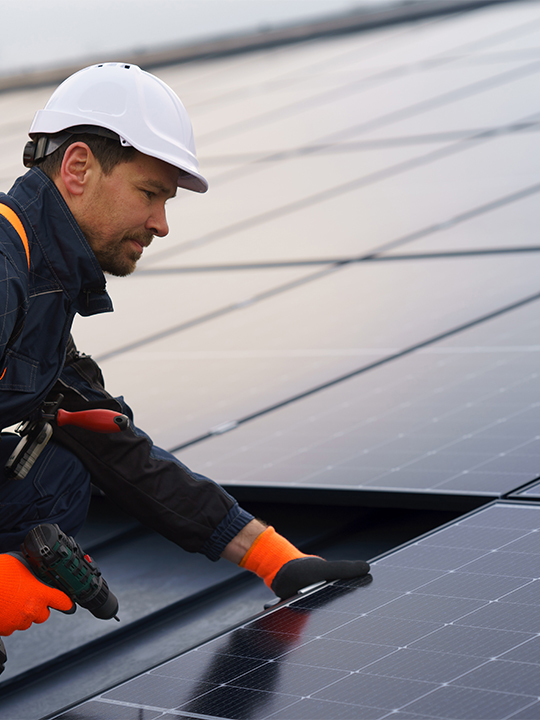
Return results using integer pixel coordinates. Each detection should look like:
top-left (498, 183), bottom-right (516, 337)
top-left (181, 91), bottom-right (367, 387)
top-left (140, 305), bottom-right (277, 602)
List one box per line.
top-left (239, 526), bottom-right (316, 589)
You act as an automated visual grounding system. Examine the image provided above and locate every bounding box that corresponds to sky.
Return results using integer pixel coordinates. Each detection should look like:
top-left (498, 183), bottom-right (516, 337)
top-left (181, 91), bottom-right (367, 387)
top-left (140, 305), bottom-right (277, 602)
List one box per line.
top-left (0, 0), bottom-right (396, 78)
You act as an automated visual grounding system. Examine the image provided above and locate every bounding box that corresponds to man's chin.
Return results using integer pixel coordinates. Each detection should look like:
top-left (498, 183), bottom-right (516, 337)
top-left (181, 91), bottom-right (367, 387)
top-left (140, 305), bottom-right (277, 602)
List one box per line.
top-left (100, 255), bottom-right (139, 277)
top-left (92, 241), bottom-right (142, 276)
top-left (105, 263), bottom-right (137, 277)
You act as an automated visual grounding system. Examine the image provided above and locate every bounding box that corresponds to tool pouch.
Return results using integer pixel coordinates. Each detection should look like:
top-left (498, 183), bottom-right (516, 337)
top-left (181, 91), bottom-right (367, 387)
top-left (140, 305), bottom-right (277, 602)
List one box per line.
top-left (4, 420), bottom-right (53, 480)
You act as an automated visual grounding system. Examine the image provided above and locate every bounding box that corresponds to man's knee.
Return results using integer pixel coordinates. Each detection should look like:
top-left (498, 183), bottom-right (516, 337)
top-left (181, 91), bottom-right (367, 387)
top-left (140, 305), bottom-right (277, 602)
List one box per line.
top-left (0, 436), bottom-right (91, 552)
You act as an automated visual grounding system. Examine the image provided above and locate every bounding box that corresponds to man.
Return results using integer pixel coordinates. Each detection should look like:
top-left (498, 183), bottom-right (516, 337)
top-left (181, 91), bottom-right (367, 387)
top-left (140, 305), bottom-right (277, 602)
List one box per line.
top-left (0, 63), bottom-right (369, 638)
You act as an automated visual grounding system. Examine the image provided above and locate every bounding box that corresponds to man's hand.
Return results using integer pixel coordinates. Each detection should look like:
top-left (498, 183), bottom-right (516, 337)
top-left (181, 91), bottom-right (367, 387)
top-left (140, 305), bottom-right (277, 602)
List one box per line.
top-left (271, 557), bottom-right (370, 600)
top-left (0, 554), bottom-right (74, 635)
top-left (236, 524), bottom-right (371, 599)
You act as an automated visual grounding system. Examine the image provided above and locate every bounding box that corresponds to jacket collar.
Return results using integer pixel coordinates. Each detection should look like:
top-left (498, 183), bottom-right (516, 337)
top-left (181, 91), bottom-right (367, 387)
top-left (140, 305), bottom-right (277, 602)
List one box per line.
top-left (8, 168), bottom-right (113, 316)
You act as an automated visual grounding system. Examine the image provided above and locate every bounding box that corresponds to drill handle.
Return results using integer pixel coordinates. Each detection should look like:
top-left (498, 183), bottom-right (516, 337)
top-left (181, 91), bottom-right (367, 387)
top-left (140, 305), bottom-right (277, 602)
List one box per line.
top-left (0, 637), bottom-right (6, 674)
top-left (56, 408), bottom-right (129, 433)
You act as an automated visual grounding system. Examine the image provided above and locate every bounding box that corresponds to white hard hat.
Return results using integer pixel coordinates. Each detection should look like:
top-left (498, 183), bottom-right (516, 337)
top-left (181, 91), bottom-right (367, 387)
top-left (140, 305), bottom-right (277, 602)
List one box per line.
top-left (27, 62), bottom-right (208, 193)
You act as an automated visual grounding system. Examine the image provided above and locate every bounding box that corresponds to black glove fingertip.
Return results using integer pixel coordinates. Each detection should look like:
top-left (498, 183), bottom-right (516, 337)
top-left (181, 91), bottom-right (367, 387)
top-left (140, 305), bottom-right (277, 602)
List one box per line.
top-left (57, 602), bottom-right (77, 615)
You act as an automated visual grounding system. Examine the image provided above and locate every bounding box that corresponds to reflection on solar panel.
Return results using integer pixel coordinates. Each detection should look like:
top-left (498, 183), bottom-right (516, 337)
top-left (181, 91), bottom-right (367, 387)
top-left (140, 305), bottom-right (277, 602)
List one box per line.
top-left (176, 299), bottom-right (540, 505)
top-left (50, 500), bottom-right (540, 719)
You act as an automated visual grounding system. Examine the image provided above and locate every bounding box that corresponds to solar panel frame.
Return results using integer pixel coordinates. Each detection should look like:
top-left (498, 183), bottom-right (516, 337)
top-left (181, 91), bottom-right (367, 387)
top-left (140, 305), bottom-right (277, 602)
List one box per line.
top-left (509, 478), bottom-right (540, 500)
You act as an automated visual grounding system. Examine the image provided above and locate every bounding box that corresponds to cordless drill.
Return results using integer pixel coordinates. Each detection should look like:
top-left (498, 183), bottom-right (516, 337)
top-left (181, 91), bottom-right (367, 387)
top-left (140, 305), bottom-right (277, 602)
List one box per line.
top-left (0, 524), bottom-right (119, 674)
top-left (21, 523), bottom-right (119, 621)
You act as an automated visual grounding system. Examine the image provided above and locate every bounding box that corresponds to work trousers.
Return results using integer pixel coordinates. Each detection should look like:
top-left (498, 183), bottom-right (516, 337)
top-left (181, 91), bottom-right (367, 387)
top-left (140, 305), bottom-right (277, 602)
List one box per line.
top-left (0, 434), bottom-right (91, 552)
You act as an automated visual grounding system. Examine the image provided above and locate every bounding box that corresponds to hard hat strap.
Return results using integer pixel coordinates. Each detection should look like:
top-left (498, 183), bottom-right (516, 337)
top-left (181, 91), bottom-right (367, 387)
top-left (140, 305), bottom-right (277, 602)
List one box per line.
top-left (23, 125), bottom-right (130, 168)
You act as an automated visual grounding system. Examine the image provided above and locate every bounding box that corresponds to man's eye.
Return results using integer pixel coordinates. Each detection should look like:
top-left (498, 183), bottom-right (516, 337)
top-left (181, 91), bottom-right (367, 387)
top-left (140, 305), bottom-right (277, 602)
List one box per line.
top-left (143, 190), bottom-right (154, 199)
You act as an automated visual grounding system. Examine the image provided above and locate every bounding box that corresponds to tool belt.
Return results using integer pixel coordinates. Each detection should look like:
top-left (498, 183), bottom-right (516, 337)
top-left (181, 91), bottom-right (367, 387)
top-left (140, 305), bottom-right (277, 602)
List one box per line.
top-left (4, 394), bottom-right (129, 480)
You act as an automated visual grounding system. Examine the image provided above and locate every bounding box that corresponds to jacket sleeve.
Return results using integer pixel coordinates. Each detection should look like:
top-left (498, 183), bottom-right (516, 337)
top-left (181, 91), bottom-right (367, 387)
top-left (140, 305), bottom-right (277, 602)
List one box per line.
top-left (49, 337), bottom-right (254, 561)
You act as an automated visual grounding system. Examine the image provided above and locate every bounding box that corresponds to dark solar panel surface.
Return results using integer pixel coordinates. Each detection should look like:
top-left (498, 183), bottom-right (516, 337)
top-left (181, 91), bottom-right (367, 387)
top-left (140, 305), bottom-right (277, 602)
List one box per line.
top-left (50, 500), bottom-right (540, 720)
top-left (176, 298), bottom-right (540, 503)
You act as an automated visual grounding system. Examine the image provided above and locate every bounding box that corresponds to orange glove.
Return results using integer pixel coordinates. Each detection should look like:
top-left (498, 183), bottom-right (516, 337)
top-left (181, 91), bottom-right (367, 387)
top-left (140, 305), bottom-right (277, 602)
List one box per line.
top-left (0, 554), bottom-right (74, 635)
top-left (240, 526), bottom-right (370, 599)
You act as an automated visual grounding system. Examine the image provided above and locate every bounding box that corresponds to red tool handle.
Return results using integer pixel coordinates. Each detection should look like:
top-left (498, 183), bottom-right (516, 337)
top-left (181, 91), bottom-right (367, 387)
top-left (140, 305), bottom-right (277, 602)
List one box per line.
top-left (56, 408), bottom-right (129, 433)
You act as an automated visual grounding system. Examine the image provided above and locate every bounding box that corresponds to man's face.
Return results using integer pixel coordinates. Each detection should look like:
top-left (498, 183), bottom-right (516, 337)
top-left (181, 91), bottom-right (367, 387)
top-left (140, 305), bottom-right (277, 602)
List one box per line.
top-left (77, 151), bottom-right (179, 277)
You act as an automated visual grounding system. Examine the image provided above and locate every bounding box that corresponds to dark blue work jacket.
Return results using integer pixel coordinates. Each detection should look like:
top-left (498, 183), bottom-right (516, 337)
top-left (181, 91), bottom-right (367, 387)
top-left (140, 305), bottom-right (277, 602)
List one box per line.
top-left (0, 168), bottom-right (113, 429)
top-left (0, 167), bottom-right (250, 560)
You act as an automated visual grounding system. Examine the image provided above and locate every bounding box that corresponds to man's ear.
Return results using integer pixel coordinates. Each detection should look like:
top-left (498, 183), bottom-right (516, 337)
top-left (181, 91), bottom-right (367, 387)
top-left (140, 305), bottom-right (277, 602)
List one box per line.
top-left (59, 142), bottom-right (97, 197)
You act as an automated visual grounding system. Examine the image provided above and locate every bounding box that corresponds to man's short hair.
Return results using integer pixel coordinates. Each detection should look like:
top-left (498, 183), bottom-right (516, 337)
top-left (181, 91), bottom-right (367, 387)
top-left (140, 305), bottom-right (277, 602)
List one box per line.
top-left (35, 131), bottom-right (137, 178)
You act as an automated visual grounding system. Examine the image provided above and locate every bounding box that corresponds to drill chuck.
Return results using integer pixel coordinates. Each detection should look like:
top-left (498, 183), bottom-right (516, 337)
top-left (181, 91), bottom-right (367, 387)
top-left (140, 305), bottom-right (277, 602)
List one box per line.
top-left (22, 524), bottom-right (119, 621)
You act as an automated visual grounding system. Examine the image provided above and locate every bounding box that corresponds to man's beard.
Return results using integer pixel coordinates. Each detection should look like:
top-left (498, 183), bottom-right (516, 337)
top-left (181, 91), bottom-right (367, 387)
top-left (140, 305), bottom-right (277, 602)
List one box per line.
top-left (89, 233), bottom-right (153, 277)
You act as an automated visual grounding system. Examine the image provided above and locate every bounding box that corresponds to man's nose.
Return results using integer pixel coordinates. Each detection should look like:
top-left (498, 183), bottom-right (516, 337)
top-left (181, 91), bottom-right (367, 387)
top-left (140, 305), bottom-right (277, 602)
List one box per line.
top-left (147, 206), bottom-right (169, 237)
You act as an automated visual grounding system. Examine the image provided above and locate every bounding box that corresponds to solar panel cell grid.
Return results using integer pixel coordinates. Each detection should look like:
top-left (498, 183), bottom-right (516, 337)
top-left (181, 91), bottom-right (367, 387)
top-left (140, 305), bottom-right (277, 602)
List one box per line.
top-left (51, 704), bottom-right (162, 720)
top-left (51, 501), bottom-right (540, 720)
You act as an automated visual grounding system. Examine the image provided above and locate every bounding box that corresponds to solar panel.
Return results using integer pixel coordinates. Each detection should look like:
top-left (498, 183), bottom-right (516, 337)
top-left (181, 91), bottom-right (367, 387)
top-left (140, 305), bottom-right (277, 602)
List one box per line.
top-left (192, 44), bottom-right (540, 157)
top-left (141, 14), bottom-right (540, 271)
top-left (381, 180), bottom-right (540, 256)
top-left (176, 298), bottom-right (540, 505)
top-left (355, 65), bottom-right (540, 142)
top-left (49, 500), bottom-right (540, 719)
top-left (141, 125), bottom-right (540, 270)
top-left (510, 479), bottom-right (540, 500)
top-left (90, 253), bottom-right (540, 454)
top-left (71, 265), bottom-right (316, 359)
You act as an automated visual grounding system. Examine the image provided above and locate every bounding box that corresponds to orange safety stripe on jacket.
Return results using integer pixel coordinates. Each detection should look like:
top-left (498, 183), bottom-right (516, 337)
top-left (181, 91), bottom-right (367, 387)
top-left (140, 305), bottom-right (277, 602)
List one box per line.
top-left (0, 204), bottom-right (30, 269)
top-left (0, 204), bottom-right (30, 380)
